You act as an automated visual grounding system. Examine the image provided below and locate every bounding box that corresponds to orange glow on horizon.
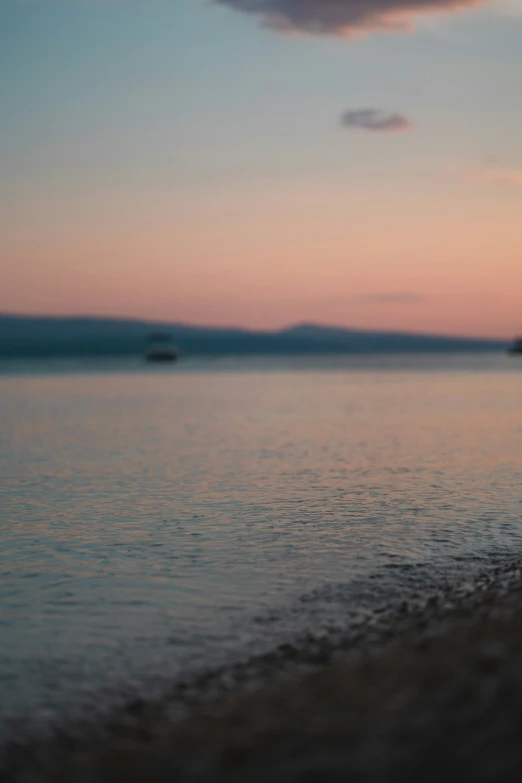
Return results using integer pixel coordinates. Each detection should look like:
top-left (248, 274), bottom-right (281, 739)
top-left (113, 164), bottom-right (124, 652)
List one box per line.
top-left (3, 174), bottom-right (522, 340)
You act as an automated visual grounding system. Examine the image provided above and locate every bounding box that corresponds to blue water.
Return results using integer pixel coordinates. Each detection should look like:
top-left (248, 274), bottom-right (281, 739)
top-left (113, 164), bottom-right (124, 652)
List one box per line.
top-left (1, 354), bottom-right (522, 735)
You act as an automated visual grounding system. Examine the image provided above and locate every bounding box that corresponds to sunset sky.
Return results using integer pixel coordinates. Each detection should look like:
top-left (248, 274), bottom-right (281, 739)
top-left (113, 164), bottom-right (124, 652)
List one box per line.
top-left (2, 0), bottom-right (522, 337)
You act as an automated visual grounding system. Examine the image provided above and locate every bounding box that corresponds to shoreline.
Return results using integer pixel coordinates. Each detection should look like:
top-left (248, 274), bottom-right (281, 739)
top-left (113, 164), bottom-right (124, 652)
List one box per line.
top-left (4, 553), bottom-right (522, 781)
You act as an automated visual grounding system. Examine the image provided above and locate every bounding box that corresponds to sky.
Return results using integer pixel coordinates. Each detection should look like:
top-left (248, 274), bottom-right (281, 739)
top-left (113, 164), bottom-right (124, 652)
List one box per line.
top-left (1, 0), bottom-right (522, 337)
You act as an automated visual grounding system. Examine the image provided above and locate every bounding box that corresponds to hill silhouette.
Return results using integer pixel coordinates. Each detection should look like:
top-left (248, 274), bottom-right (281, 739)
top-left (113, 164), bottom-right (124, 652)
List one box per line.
top-left (0, 314), bottom-right (508, 359)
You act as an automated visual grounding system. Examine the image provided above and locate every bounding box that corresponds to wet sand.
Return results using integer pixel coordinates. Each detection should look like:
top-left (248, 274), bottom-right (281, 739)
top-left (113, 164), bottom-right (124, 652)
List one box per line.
top-left (4, 557), bottom-right (522, 782)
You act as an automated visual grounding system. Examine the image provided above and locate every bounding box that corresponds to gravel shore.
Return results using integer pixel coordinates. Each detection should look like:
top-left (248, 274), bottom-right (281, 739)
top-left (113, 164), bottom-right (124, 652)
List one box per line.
top-left (4, 556), bottom-right (522, 782)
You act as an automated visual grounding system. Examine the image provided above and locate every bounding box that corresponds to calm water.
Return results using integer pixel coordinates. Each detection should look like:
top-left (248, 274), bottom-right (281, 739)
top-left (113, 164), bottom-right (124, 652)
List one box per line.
top-left (1, 354), bottom-right (522, 735)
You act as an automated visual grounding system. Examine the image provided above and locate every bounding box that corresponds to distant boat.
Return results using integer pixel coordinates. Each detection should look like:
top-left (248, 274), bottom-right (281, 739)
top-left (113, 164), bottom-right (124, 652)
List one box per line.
top-left (507, 337), bottom-right (522, 355)
top-left (145, 332), bottom-right (179, 363)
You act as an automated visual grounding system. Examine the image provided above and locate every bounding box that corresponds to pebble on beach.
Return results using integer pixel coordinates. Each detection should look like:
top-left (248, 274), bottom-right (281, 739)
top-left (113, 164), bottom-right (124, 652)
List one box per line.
top-left (4, 557), bottom-right (522, 782)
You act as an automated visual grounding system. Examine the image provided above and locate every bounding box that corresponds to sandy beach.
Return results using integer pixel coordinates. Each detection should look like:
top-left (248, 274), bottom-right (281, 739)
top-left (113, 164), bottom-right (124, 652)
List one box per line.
top-left (4, 554), bottom-right (522, 782)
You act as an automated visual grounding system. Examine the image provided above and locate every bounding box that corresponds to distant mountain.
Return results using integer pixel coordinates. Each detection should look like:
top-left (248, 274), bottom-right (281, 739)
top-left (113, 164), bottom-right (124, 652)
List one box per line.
top-left (0, 314), bottom-right (508, 359)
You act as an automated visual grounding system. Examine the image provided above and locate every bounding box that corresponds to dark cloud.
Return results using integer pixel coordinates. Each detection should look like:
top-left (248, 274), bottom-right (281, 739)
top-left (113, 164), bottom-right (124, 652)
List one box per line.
top-left (356, 292), bottom-right (427, 303)
top-left (340, 108), bottom-right (412, 132)
top-left (327, 292), bottom-right (428, 306)
top-left (215, 0), bottom-right (482, 36)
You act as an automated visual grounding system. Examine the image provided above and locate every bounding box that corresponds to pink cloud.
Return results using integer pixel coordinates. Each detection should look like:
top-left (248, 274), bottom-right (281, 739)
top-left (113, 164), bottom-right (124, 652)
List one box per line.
top-left (216, 0), bottom-right (485, 36)
top-left (477, 168), bottom-right (522, 185)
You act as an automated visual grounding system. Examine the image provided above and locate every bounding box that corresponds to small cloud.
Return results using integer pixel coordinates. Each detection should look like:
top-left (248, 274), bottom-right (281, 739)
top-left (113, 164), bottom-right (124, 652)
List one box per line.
top-left (476, 168), bottom-right (522, 185)
top-left (355, 292), bottom-right (427, 304)
top-left (450, 163), bottom-right (522, 186)
top-left (215, 0), bottom-right (484, 37)
top-left (340, 108), bottom-right (412, 133)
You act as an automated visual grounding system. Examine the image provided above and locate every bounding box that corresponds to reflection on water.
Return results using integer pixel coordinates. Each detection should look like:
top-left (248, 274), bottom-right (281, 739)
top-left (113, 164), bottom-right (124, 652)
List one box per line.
top-left (1, 354), bottom-right (522, 731)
